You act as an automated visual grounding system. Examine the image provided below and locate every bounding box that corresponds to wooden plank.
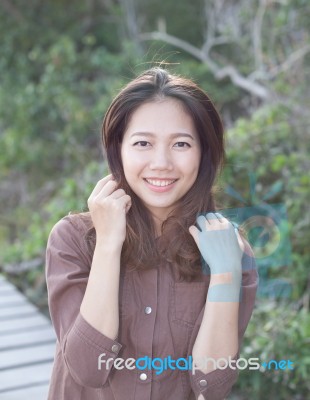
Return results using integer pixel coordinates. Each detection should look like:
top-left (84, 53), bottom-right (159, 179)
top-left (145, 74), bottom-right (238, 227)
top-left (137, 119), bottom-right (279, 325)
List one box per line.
top-left (0, 342), bottom-right (55, 369)
top-left (0, 286), bottom-right (21, 296)
top-left (0, 279), bottom-right (26, 298)
top-left (0, 275), bottom-right (56, 396)
top-left (0, 325), bottom-right (56, 350)
top-left (0, 303), bottom-right (39, 319)
top-left (0, 297), bottom-right (27, 307)
top-left (0, 279), bottom-right (19, 292)
top-left (0, 384), bottom-right (50, 400)
top-left (0, 288), bottom-right (32, 306)
top-left (0, 315), bottom-right (52, 335)
top-left (0, 362), bottom-right (53, 392)
top-left (0, 277), bottom-right (7, 287)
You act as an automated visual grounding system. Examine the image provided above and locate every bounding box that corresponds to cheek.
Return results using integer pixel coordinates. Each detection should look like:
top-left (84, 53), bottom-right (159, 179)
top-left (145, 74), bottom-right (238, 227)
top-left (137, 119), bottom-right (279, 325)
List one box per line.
top-left (121, 147), bottom-right (133, 170)
top-left (179, 154), bottom-right (200, 175)
top-left (185, 161), bottom-right (200, 186)
top-left (122, 153), bottom-right (145, 179)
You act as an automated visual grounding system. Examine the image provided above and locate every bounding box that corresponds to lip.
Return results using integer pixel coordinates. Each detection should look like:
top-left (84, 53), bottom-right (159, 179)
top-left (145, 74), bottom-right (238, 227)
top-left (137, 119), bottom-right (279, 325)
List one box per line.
top-left (143, 178), bottom-right (178, 193)
top-left (144, 177), bottom-right (178, 180)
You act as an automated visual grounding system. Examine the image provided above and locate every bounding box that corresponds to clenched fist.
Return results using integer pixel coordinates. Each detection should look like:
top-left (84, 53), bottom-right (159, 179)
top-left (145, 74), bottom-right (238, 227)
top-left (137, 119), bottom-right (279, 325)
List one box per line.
top-left (87, 174), bottom-right (132, 249)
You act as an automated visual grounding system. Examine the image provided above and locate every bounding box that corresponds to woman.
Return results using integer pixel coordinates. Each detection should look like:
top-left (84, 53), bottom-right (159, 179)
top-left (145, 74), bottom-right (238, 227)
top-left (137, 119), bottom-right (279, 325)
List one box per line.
top-left (46, 67), bottom-right (258, 400)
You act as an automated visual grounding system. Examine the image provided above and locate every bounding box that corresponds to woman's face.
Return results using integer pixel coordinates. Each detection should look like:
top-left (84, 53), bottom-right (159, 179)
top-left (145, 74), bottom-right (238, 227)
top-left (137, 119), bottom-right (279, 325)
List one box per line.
top-left (121, 98), bottom-right (201, 221)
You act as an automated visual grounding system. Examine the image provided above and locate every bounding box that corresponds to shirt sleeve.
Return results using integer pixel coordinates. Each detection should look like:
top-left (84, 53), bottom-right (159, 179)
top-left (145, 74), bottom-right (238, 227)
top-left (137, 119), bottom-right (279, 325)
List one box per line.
top-left (187, 239), bottom-right (259, 400)
top-left (45, 216), bottom-right (122, 388)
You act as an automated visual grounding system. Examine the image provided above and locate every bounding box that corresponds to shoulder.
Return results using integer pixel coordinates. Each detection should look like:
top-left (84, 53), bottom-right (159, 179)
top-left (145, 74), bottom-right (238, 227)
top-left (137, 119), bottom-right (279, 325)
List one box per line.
top-left (47, 212), bottom-right (94, 252)
top-left (66, 211), bottom-right (94, 232)
top-left (50, 212), bottom-right (92, 234)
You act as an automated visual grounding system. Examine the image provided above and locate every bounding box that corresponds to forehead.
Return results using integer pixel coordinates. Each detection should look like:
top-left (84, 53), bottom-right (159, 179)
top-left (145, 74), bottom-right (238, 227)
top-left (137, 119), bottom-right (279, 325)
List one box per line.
top-left (124, 98), bottom-right (197, 136)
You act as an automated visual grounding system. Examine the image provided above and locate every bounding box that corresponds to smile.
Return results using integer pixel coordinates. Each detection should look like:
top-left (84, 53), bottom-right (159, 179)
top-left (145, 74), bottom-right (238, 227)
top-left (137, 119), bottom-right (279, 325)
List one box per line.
top-left (144, 178), bottom-right (177, 187)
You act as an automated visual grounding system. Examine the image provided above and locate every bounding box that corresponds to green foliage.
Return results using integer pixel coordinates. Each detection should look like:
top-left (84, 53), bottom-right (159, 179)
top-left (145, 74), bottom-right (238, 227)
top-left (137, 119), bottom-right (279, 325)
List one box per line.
top-left (218, 103), bottom-right (310, 301)
top-left (215, 101), bottom-right (310, 398)
top-left (0, 1), bottom-right (309, 398)
top-left (0, 160), bottom-right (106, 264)
top-left (136, 0), bottom-right (205, 45)
top-left (233, 300), bottom-right (310, 399)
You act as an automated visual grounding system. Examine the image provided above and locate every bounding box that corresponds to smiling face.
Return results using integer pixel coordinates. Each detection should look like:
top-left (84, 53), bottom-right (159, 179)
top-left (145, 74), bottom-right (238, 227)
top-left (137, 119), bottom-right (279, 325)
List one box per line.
top-left (121, 98), bottom-right (201, 224)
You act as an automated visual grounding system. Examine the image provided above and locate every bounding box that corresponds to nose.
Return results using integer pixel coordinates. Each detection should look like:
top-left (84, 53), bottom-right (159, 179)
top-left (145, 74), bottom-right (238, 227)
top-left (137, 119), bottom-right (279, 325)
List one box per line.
top-left (149, 147), bottom-right (173, 171)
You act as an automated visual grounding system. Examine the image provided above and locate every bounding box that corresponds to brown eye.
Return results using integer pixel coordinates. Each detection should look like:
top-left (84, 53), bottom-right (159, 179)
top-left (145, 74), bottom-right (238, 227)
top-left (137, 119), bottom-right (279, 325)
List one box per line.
top-left (133, 141), bottom-right (150, 147)
top-left (174, 142), bottom-right (191, 148)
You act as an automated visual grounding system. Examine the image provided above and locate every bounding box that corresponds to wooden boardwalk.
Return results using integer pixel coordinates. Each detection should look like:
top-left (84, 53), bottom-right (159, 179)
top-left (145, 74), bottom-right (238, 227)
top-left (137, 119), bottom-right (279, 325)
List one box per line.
top-left (0, 274), bottom-right (56, 399)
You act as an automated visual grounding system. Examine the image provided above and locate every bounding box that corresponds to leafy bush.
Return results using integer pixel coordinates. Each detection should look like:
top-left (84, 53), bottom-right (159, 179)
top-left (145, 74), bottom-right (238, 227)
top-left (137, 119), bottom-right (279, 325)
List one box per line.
top-left (233, 299), bottom-right (310, 399)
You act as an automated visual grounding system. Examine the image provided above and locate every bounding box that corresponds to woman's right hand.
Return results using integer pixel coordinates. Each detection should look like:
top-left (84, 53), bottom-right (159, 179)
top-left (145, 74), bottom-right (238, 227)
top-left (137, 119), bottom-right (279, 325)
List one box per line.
top-left (87, 174), bottom-right (132, 248)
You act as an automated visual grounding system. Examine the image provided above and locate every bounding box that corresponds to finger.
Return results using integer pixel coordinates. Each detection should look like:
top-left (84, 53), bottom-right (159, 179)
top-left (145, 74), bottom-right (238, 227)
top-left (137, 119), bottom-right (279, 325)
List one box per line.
top-left (205, 212), bottom-right (219, 225)
top-left (88, 174), bottom-right (114, 199)
top-left (107, 188), bottom-right (127, 200)
top-left (125, 197), bottom-right (132, 213)
top-left (196, 215), bottom-right (207, 230)
top-left (118, 194), bottom-right (132, 213)
top-left (206, 213), bottom-right (225, 231)
top-left (215, 213), bottom-right (232, 226)
top-left (93, 179), bottom-right (118, 200)
top-left (215, 212), bottom-right (224, 222)
top-left (189, 225), bottom-right (199, 242)
top-left (206, 212), bottom-right (230, 231)
top-left (231, 221), bottom-right (239, 230)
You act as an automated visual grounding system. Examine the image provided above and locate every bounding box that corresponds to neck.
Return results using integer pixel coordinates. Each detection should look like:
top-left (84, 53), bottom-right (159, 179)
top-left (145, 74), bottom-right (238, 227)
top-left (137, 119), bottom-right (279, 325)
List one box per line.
top-left (148, 213), bottom-right (164, 238)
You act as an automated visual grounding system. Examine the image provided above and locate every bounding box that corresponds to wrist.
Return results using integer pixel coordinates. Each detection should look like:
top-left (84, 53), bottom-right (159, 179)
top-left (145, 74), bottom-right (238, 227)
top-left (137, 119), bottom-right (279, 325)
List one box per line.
top-left (210, 272), bottom-right (234, 286)
top-left (207, 282), bottom-right (241, 303)
top-left (210, 271), bottom-right (241, 287)
top-left (95, 237), bottom-right (123, 254)
top-left (208, 269), bottom-right (242, 303)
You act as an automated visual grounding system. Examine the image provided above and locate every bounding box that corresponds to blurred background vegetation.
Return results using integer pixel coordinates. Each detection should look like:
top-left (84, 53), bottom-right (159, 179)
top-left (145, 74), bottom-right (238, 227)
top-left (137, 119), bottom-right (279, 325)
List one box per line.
top-left (0, 0), bottom-right (309, 398)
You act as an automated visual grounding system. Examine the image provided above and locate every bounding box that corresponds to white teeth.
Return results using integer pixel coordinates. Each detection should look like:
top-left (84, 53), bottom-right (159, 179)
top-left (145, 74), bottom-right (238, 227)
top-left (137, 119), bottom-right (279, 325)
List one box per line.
top-left (145, 179), bottom-right (176, 187)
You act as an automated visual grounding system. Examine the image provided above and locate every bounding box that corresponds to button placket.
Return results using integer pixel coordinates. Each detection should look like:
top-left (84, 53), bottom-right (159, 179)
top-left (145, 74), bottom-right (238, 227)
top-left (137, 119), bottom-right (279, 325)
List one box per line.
top-left (139, 372), bottom-right (148, 381)
top-left (144, 306), bottom-right (152, 314)
top-left (134, 269), bottom-right (157, 399)
top-left (111, 344), bottom-right (119, 353)
top-left (199, 379), bottom-right (207, 387)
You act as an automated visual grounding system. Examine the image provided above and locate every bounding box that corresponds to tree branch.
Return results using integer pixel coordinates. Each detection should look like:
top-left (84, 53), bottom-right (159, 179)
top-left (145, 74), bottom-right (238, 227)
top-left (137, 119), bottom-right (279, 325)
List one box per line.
top-left (215, 66), bottom-right (269, 99)
top-left (119, 0), bottom-right (143, 54)
top-left (267, 44), bottom-right (310, 79)
top-left (139, 31), bottom-right (208, 63)
top-left (139, 31), bottom-right (270, 100)
top-left (253, 0), bottom-right (267, 70)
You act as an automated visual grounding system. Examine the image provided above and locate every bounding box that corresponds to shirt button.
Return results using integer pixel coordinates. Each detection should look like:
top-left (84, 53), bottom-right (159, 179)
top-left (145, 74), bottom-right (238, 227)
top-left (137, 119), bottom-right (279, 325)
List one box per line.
top-left (111, 344), bottom-right (119, 353)
top-left (139, 373), bottom-right (147, 381)
top-left (144, 306), bottom-right (152, 314)
top-left (199, 379), bottom-right (207, 387)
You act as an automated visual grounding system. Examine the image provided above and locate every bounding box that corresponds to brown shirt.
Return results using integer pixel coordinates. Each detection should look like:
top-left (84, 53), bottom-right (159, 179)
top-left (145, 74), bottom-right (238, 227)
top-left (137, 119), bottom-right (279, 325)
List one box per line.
top-left (45, 214), bottom-right (258, 400)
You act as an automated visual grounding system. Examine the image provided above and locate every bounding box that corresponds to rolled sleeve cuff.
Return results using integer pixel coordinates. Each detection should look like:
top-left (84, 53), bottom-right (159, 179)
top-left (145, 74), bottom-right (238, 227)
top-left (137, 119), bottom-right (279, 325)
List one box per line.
top-left (189, 353), bottom-right (239, 400)
top-left (63, 312), bottom-right (122, 388)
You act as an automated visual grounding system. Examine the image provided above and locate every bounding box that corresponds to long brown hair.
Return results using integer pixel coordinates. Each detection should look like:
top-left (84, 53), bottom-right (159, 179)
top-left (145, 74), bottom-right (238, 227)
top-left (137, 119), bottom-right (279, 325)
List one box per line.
top-left (76, 68), bottom-right (226, 281)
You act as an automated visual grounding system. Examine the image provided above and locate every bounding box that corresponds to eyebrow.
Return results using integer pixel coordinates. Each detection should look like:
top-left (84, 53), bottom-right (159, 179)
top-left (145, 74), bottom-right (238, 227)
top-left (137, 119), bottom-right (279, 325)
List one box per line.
top-left (130, 132), bottom-right (195, 140)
